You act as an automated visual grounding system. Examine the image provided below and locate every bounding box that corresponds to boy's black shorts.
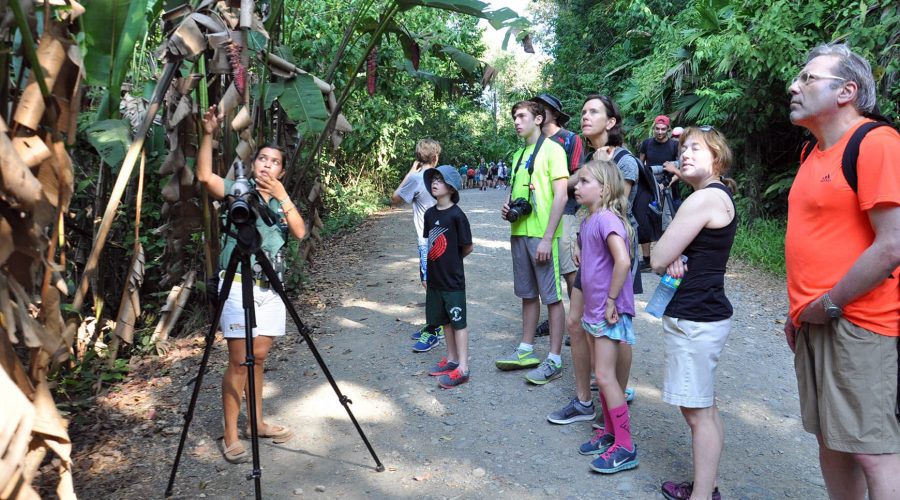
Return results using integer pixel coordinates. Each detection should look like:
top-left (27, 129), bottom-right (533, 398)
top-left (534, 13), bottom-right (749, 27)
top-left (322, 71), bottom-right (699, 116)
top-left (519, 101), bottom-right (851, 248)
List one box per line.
top-left (425, 288), bottom-right (467, 330)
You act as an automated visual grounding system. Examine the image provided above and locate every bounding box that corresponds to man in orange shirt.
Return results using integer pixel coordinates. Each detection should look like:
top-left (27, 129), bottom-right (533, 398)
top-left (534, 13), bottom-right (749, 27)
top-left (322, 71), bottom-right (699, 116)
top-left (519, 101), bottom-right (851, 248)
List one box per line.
top-left (785, 43), bottom-right (900, 499)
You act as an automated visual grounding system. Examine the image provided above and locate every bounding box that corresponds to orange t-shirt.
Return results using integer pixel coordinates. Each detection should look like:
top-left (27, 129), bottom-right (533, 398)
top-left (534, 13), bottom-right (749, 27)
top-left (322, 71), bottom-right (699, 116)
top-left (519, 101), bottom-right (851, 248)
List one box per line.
top-left (785, 120), bottom-right (900, 336)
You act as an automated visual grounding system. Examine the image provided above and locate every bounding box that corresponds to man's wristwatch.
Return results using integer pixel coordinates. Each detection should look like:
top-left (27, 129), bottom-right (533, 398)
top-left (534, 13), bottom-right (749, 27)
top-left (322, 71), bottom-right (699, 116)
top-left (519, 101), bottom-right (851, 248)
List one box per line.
top-left (822, 292), bottom-right (842, 319)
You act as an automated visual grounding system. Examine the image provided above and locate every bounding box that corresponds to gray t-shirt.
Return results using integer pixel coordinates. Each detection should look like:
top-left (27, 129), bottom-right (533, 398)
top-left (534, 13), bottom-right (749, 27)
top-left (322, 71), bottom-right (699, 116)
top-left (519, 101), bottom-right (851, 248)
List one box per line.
top-left (396, 170), bottom-right (437, 243)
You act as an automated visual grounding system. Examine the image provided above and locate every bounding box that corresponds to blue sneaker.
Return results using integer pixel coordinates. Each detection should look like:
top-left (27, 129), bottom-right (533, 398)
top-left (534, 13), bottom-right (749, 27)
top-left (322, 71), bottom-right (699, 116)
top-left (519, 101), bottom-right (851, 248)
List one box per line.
top-left (625, 387), bottom-right (635, 403)
top-left (412, 330), bottom-right (440, 352)
top-left (410, 325), bottom-right (444, 341)
top-left (579, 430), bottom-right (615, 455)
top-left (590, 444), bottom-right (638, 474)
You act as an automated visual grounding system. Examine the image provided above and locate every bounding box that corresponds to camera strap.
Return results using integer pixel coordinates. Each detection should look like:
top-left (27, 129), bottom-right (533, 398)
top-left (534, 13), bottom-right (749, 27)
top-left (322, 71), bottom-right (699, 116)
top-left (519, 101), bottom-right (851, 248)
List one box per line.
top-left (511, 135), bottom-right (546, 188)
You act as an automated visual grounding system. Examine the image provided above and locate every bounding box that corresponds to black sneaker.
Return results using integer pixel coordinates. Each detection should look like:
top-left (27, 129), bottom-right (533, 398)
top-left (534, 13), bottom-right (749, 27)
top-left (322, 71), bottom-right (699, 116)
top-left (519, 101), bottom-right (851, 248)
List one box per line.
top-left (639, 260), bottom-right (652, 272)
top-left (535, 319), bottom-right (550, 337)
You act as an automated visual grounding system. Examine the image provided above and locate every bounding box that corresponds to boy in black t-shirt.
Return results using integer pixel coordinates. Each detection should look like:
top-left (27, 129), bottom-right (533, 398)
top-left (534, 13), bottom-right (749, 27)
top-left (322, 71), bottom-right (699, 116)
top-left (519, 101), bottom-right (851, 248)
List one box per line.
top-left (421, 165), bottom-right (474, 388)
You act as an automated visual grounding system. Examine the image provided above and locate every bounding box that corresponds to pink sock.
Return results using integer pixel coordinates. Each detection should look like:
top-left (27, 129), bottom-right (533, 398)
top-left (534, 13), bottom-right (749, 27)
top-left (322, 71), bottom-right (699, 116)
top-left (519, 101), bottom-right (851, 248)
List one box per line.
top-left (600, 394), bottom-right (613, 436)
top-left (610, 403), bottom-right (634, 450)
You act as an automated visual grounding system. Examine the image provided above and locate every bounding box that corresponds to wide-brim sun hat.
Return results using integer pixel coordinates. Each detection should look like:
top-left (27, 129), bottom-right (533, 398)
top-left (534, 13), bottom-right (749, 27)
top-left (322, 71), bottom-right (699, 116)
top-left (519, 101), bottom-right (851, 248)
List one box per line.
top-left (424, 165), bottom-right (462, 203)
top-left (530, 93), bottom-right (571, 126)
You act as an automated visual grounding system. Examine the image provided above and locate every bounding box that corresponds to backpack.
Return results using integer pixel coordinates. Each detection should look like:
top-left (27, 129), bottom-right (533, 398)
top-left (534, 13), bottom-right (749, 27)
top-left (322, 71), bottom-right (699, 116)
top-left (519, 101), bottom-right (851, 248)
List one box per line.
top-left (614, 148), bottom-right (662, 211)
top-left (800, 118), bottom-right (895, 193)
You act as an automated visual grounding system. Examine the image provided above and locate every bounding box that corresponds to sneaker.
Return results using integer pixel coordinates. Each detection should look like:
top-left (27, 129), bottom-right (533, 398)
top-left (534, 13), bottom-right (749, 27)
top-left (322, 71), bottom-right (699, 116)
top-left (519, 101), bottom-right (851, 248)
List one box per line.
top-left (661, 481), bottom-right (721, 500)
top-left (524, 359), bottom-right (563, 385)
top-left (495, 347), bottom-right (540, 371)
top-left (579, 429), bottom-right (615, 455)
top-left (564, 335), bottom-right (571, 346)
top-left (589, 377), bottom-right (636, 404)
top-left (410, 325), bottom-right (444, 341)
top-left (535, 319), bottom-right (550, 337)
top-left (547, 398), bottom-right (595, 424)
top-left (428, 357), bottom-right (459, 376)
top-left (412, 331), bottom-right (440, 352)
top-left (589, 444), bottom-right (639, 474)
top-left (639, 260), bottom-right (652, 272)
top-left (592, 417), bottom-right (604, 431)
top-left (438, 368), bottom-right (469, 388)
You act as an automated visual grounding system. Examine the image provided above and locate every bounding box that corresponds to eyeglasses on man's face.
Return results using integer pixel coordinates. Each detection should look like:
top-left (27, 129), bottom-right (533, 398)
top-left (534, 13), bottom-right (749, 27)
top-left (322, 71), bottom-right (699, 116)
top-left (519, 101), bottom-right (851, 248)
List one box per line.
top-left (792, 70), bottom-right (847, 86)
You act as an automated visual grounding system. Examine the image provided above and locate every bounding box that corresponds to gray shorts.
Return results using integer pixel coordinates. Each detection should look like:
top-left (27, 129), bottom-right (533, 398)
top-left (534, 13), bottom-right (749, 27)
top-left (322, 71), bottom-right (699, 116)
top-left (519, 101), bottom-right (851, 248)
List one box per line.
top-left (511, 236), bottom-right (562, 304)
top-left (795, 318), bottom-right (900, 454)
top-left (557, 214), bottom-right (579, 275)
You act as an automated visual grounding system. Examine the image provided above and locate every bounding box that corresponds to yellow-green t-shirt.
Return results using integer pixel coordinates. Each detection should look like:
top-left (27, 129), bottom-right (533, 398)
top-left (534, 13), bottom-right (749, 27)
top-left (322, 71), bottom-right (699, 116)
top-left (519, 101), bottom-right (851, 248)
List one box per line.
top-left (508, 139), bottom-right (569, 238)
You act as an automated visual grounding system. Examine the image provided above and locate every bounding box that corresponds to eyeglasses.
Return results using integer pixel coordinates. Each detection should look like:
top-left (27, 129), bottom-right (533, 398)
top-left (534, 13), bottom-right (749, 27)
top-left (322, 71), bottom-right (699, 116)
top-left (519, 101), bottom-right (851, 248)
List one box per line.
top-left (792, 71), bottom-right (847, 86)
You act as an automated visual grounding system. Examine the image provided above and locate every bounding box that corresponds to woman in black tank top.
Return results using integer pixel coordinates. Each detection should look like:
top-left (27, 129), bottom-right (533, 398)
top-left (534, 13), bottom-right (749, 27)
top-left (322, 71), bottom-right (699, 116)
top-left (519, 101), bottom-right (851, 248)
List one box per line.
top-left (649, 127), bottom-right (737, 500)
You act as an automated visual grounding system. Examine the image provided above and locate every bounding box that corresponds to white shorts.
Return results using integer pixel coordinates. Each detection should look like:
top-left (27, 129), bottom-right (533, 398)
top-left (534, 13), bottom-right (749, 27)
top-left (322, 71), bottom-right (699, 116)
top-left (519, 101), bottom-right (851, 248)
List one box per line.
top-left (662, 316), bottom-right (731, 408)
top-left (218, 279), bottom-right (286, 339)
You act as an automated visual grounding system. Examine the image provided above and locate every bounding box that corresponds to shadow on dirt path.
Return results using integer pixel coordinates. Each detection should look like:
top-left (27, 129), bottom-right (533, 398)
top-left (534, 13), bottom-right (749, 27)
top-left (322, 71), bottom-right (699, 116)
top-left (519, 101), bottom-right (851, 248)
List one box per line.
top-left (144, 188), bottom-right (825, 499)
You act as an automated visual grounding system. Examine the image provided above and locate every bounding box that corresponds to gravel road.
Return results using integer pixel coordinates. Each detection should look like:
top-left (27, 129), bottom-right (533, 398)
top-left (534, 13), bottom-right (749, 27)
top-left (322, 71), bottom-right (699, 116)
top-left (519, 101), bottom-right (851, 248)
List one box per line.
top-left (154, 187), bottom-right (825, 499)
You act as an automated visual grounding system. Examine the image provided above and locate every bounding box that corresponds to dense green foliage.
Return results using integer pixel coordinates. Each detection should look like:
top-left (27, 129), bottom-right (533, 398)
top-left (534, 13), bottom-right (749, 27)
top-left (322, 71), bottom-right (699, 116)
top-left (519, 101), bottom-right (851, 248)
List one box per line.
top-left (544, 0), bottom-right (899, 220)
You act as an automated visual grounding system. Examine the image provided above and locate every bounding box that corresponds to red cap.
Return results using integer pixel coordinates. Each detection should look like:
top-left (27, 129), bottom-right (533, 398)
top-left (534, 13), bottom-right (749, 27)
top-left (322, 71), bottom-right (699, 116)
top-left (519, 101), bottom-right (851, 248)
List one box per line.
top-left (654, 115), bottom-right (670, 126)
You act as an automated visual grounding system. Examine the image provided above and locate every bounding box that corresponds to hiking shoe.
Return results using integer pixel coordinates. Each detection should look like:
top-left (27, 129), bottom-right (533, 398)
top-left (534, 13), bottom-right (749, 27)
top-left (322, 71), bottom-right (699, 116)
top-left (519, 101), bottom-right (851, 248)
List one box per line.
top-left (495, 347), bottom-right (540, 371)
top-left (428, 357), bottom-right (459, 376)
top-left (547, 398), bottom-right (595, 425)
top-left (579, 429), bottom-right (615, 456)
top-left (438, 368), bottom-right (469, 388)
top-left (592, 417), bottom-right (605, 431)
top-left (589, 444), bottom-right (638, 474)
top-left (661, 481), bottom-right (721, 500)
top-left (412, 331), bottom-right (440, 352)
top-left (535, 319), bottom-right (550, 337)
top-left (410, 325), bottom-right (444, 341)
top-left (524, 358), bottom-right (563, 385)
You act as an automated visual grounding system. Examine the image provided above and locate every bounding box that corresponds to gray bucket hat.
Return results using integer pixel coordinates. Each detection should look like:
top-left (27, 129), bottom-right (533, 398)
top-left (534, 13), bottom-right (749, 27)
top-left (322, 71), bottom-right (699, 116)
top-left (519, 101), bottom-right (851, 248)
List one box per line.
top-left (424, 165), bottom-right (462, 203)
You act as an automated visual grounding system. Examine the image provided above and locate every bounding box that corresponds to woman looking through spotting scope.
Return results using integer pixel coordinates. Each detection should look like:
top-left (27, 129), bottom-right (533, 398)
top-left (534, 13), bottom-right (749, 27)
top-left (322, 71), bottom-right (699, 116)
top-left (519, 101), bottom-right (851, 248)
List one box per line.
top-left (196, 104), bottom-right (307, 464)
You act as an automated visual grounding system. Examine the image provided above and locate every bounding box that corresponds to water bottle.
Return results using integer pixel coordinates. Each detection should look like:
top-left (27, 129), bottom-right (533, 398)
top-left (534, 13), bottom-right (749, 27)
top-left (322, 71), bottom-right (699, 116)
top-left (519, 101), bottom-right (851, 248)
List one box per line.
top-left (645, 256), bottom-right (688, 318)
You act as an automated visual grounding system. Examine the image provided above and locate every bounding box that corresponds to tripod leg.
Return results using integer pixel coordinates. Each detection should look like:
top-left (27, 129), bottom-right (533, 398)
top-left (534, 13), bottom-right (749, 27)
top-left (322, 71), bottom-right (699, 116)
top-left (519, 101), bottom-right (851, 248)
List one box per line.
top-left (255, 250), bottom-right (385, 472)
top-left (166, 252), bottom-right (240, 496)
top-left (240, 254), bottom-right (263, 499)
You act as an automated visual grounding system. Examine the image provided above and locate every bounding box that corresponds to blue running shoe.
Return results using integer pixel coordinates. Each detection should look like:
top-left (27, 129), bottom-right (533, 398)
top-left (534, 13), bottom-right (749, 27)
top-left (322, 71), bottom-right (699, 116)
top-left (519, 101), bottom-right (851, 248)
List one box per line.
top-left (412, 330), bottom-right (440, 352)
top-left (410, 325), bottom-right (444, 341)
top-left (625, 387), bottom-right (635, 403)
top-left (590, 444), bottom-right (638, 474)
top-left (579, 429), bottom-right (615, 455)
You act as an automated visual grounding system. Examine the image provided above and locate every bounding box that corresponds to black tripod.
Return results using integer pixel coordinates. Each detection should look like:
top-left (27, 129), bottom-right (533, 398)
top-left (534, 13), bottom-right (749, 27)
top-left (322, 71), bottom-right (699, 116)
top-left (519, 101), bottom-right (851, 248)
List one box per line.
top-left (165, 216), bottom-right (384, 499)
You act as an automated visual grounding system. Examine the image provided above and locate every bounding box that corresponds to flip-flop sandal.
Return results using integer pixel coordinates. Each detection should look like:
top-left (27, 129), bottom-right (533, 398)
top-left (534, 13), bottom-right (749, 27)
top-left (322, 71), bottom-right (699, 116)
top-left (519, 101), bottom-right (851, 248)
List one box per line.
top-left (222, 439), bottom-right (249, 464)
top-left (245, 423), bottom-right (294, 444)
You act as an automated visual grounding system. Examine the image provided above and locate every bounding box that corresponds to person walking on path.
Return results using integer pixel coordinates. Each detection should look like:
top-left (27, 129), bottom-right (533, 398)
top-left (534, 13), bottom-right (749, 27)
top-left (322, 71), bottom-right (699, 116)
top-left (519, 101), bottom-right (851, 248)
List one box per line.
top-left (784, 42), bottom-right (900, 500)
top-left (495, 100), bottom-right (569, 385)
top-left (547, 94), bottom-right (639, 426)
top-left (572, 157), bottom-right (639, 474)
top-left (650, 126), bottom-right (738, 500)
top-left (197, 105), bottom-right (307, 464)
top-left (391, 139), bottom-right (445, 351)
top-left (420, 165), bottom-right (474, 388)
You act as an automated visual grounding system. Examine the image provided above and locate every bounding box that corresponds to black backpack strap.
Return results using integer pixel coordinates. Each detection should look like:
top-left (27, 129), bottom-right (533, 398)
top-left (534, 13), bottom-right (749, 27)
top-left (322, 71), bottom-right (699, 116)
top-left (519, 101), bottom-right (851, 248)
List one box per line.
top-left (842, 122), bottom-right (892, 193)
top-left (526, 135), bottom-right (546, 176)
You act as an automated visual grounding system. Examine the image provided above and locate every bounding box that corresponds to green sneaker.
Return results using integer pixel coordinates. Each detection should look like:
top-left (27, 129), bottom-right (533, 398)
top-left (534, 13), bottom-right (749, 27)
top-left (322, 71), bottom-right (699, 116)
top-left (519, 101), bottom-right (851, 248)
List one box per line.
top-left (525, 358), bottom-right (563, 385)
top-left (495, 347), bottom-right (540, 371)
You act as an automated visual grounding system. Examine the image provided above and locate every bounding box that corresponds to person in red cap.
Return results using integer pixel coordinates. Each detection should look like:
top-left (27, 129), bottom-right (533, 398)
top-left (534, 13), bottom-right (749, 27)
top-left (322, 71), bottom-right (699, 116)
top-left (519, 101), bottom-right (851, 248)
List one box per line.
top-left (637, 115), bottom-right (679, 269)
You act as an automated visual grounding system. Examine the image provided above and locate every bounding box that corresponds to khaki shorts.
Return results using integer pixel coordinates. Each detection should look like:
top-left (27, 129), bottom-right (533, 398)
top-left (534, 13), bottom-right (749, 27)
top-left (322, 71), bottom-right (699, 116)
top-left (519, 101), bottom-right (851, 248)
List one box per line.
top-left (511, 236), bottom-right (562, 304)
top-left (662, 316), bottom-right (731, 408)
top-left (795, 318), bottom-right (900, 454)
top-left (557, 214), bottom-right (579, 275)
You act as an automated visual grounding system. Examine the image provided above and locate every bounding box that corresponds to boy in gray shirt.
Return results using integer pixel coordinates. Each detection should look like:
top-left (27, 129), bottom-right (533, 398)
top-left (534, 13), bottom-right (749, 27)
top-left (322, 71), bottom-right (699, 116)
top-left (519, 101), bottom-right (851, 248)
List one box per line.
top-left (391, 139), bottom-right (445, 350)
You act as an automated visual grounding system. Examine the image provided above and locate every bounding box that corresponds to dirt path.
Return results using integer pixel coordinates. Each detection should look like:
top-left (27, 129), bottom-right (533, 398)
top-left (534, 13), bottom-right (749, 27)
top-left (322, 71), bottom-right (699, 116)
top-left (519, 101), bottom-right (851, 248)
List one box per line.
top-left (86, 188), bottom-right (825, 499)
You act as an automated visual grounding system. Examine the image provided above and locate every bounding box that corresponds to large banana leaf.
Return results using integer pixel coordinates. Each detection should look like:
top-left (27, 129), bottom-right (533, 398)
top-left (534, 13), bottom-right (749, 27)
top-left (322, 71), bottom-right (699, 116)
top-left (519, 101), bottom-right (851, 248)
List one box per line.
top-left (266, 75), bottom-right (329, 137)
top-left (80, 0), bottom-right (158, 119)
top-left (396, 0), bottom-right (522, 30)
top-left (84, 119), bottom-right (131, 171)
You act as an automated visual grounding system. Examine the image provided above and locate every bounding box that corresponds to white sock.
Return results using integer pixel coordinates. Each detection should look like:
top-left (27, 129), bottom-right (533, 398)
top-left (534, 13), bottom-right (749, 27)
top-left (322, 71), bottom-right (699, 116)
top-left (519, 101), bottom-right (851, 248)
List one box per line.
top-left (578, 399), bottom-right (593, 408)
top-left (518, 342), bottom-right (534, 352)
top-left (547, 353), bottom-right (562, 365)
